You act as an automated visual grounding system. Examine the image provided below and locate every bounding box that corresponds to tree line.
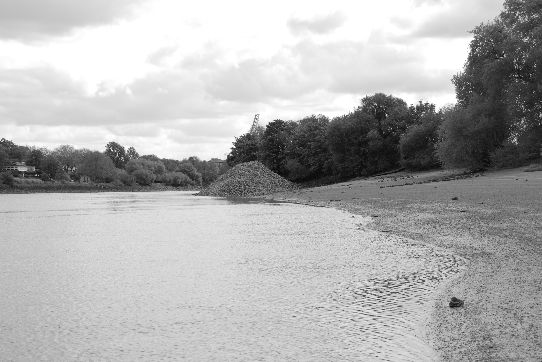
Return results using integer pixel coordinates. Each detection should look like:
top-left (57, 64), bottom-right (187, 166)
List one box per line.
top-left (226, 0), bottom-right (541, 182)
top-left (0, 139), bottom-right (228, 187)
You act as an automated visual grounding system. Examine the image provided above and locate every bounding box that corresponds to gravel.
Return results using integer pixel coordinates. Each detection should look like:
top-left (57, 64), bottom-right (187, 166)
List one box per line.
top-left (198, 161), bottom-right (296, 197)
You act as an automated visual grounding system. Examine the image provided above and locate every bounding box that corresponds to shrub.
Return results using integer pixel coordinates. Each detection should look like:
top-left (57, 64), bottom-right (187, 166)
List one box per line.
top-left (0, 171), bottom-right (14, 186)
top-left (489, 143), bottom-right (522, 169)
top-left (133, 169), bottom-right (155, 186)
top-left (118, 170), bottom-right (136, 186)
top-left (54, 170), bottom-right (71, 182)
top-left (400, 120), bottom-right (440, 170)
top-left (164, 172), bottom-right (193, 187)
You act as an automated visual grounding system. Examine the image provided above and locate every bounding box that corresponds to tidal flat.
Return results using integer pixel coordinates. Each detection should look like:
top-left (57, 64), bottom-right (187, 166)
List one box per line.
top-left (270, 167), bottom-right (542, 361)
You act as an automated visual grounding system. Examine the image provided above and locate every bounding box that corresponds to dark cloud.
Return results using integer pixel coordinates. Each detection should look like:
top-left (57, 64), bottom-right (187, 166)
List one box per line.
top-left (287, 12), bottom-right (346, 35)
top-left (412, 0), bottom-right (503, 38)
top-left (0, 0), bottom-right (145, 40)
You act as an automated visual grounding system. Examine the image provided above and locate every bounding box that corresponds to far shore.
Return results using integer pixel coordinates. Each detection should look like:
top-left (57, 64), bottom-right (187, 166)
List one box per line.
top-left (266, 167), bottom-right (542, 361)
top-left (0, 181), bottom-right (199, 194)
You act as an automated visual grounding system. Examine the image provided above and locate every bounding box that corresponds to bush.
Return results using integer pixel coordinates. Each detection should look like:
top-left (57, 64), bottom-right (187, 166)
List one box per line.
top-left (40, 172), bottom-right (51, 182)
top-left (0, 171), bottom-right (14, 186)
top-left (54, 170), bottom-right (71, 182)
top-left (164, 172), bottom-right (193, 187)
top-left (118, 170), bottom-right (136, 186)
top-left (400, 120), bottom-right (440, 170)
top-left (133, 169), bottom-right (155, 186)
top-left (490, 143), bottom-right (522, 169)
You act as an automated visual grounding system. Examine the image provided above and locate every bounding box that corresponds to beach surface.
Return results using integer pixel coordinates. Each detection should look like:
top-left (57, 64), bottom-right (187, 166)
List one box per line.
top-left (268, 168), bottom-right (542, 361)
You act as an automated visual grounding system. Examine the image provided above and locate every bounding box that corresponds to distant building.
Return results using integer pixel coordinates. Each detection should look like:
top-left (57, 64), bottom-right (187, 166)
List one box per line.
top-left (1, 161), bottom-right (36, 174)
top-left (209, 158), bottom-right (227, 165)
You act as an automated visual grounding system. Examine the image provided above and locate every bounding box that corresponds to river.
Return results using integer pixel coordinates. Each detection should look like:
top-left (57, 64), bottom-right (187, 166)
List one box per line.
top-left (0, 192), bottom-right (463, 361)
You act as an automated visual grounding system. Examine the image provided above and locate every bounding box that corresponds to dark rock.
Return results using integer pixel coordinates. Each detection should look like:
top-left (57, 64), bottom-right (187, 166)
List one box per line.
top-left (449, 297), bottom-right (464, 308)
top-left (451, 196), bottom-right (458, 200)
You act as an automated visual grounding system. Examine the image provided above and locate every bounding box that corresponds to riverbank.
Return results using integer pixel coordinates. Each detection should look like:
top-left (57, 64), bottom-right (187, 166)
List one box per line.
top-left (0, 182), bottom-right (199, 194)
top-left (267, 167), bottom-right (542, 361)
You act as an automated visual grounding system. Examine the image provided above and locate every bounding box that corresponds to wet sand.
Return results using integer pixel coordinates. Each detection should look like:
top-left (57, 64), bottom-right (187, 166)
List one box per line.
top-left (268, 168), bottom-right (542, 361)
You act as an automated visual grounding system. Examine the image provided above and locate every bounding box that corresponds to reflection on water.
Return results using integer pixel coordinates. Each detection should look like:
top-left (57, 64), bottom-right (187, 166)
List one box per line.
top-left (0, 192), bottom-right (463, 361)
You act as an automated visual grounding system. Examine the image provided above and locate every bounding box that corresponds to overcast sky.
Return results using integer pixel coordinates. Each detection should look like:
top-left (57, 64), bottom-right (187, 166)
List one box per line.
top-left (0, 0), bottom-right (503, 160)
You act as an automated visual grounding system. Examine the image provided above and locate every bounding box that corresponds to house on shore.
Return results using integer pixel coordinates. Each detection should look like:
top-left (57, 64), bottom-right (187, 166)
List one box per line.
top-left (1, 161), bottom-right (36, 176)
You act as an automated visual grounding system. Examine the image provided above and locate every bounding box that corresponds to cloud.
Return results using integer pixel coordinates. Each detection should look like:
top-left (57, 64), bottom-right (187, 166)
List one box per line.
top-left (0, 0), bottom-right (145, 40)
top-left (411, 0), bottom-right (503, 38)
top-left (287, 12), bottom-right (346, 35)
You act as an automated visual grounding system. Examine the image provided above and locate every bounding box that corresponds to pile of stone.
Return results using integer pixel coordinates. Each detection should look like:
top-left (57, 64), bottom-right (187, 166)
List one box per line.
top-left (198, 161), bottom-right (296, 197)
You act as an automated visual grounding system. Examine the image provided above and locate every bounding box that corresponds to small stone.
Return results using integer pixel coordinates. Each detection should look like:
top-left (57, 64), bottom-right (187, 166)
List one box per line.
top-left (451, 196), bottom-right (458, 200)
top-left (449, 297), bottom-right (464, 308)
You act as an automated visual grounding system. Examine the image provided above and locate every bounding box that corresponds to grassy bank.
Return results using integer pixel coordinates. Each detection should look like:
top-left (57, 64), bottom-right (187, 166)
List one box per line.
top-left (0, 181), bottom-right (198, 194)
top-left (268, 167), bottom-right (542, 361)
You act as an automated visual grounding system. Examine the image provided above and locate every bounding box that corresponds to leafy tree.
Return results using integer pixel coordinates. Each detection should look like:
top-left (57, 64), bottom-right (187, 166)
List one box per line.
top-left (177, 162), bottom-right (202, 186)
top-left (105, 141), bottom-right (127, 169)
top-left (0, 172), bottom-right (14, 186)
top-left (126, 146), bottom-right (139, 160)
top-left (164, 172), bottom-right (193, 187)
top-left (400, 111), bottom-right (442, 170)
top-left (327, 110), bottom-right (372, 178)
top-left (132, 169), bottom-right (155, 186)
top-left (52, 145), bottom-right (80, 172)
top-left (0, 147), bottom-right (8, 166)
top-left (39, 155), bottom-right (62, 180)
top-left (78, 151), bottom-right (117, 182)
top-left (260, 119), bottom-right (297, 176)
top-left (125, 158), bottom-right (166, 178)
top-left (226, 133), bottom-right (260, 166)
top-left (286, 115), bottom-right (333, 181)
top-left (27, 147), bottom-right (46, 167)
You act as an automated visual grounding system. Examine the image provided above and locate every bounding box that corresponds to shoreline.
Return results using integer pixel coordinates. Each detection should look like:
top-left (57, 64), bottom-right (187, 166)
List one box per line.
top-left (266, 167), bottom-right (542, 361)
top-left (0, 183), bottom-right (199, 194)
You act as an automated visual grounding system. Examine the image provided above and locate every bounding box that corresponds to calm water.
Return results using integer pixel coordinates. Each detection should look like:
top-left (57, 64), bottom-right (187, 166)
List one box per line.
top-left (0, 192), bottom-right (464, 361)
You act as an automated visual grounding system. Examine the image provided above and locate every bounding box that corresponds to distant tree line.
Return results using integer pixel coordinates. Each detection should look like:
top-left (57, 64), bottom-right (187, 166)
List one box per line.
top-left (0, 138), bottom-right (228, 187)
top-left (227, 0), bottom-right (542, 182)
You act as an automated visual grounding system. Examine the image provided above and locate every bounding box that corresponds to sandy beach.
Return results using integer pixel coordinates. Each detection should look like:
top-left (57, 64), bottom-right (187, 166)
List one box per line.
top-left (269, 167), bottom-right (542, 361)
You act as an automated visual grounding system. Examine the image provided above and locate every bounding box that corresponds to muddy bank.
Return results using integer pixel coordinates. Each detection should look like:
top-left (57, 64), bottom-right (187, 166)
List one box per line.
top-left (267, 168), bottom-right (542, 361)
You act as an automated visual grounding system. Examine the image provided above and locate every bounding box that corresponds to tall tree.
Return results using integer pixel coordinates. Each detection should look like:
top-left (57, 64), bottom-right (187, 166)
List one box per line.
top-left (78, 151), bottom-right (116, 182)
top-left (105, 141), bottom-right (127, 169)
top-left (226, 133), bottom-right (260, 166)
top-left (260, 119), bottom-right (297, 176)
top-left (126, 146), bottom-right (139, 160)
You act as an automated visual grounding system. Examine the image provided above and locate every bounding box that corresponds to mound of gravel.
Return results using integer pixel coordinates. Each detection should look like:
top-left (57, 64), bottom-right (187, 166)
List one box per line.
top-left (198, 161), bottom-right (296, 197)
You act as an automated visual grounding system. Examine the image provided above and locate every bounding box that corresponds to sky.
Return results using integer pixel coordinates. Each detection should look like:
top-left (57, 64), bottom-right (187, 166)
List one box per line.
top-left (0, 0), bottom-right (504, 160)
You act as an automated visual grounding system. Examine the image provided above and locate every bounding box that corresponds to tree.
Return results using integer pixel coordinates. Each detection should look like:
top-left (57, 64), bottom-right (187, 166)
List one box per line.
top-left (39, 155), bottom-right (62, 180)
top-left (78, 151), bottom-right (117, 182)
top-left (400, 110), bottom-right (442, 170)
top-left (327, 110), bottom-right (372, 178)
top-left (226, 133), bottom-right (260, 166)
top-left (177, 162), bottom-right (202, 186)
top-left (286, 115), bottom-right (333, 180)
top-left (0, 147), bottom-right (8, 167)
top-left (260, 119), bottom-right (297, 176)
top-left (52, 145), bottom-right (79, 172)
top-left (126, 146), bottom-right (139, 160)
top-left (132, 169), bottom-right (155, 186)
top-left (105, 141), bottom-right (127, 169)
top-left (125, 158), bottom-right (166, 178)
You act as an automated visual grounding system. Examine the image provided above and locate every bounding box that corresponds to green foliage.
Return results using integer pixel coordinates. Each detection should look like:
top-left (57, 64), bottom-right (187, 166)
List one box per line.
top-left (490, 143), bottom-right (522, 169)
top-left (54, 170), bottom-right (71, 182)
top-left (227, 133), bottom-right (260, 166)
top-left (105, 141), bottom-right (127, 169)
top-left (328, 111), bottom-right (369, 178)
top-left (125, 158), bottom-right (166, 177)
top-left (0, 171), bottom-right (14, 186)
top-left (164, 172), bottom-right (193, 187)
top-left (400, 110), bottom-right (442, 170)
top-left (39, 155), bottom-right (62, 180)
top-left (177, 162), bottom-right (202, 186)
top-left (260, 119), bottom-right (297, 176)
top-left (287, 115), bottom-right (333, 181)
top-left (126, 146), bottom-right (139, 160)
top-left (441, 0), bottom-right (542, 169)
top-left (118, 170), bottom-right (136, 186)
top-left (77, 151), bottom-right (117, 182)
top-left (133, 169), bottom-right (155, 186)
